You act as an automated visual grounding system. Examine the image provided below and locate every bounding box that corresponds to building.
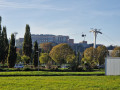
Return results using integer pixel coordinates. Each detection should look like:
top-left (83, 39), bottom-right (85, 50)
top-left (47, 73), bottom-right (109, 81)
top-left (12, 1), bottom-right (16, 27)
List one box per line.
top-left (72, 41), bottom-right (90, 53)
top-left (31, 34), bottom-right (55, 44)
top-left (73, 41), bottom-right (103, 53)
top-left (31, 34), bottom-right (74, 45)
top-left (16, 34), bottom-right (74, 48)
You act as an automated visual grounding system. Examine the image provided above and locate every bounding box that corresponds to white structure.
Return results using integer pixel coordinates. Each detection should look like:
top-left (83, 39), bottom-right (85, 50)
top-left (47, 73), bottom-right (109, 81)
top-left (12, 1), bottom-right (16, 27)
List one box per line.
top-left (16, 34), bottom-right (74, 48)
top-left (105, 57), bottom-right (120, 75)
top-left (13, 32), bottom-right (18, 46)
top-left (31, 34), bottom-right (74, 45)
top-left (90, 29), bottom-right (102, 48)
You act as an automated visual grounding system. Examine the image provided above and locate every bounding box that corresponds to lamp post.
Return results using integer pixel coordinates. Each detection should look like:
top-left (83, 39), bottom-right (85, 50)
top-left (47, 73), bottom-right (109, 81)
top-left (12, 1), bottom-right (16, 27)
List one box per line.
top-left (13, 32), bottom-right (18, 46)
top-left (36, 51), bottom-right (39, 71)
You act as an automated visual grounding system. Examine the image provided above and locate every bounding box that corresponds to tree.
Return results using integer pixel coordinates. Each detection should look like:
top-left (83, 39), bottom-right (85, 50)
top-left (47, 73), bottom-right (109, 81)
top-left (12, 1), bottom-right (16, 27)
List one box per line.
top-left (49, 43), bottom-right (75, 64)
top-left (16, 53), bottom-right (22, 63)
top-left (1, 27), bottom-right (9, 66)
top-left (39, 53), bottom-right (52, 69)
top-left (0, 16), bottom-right (3, 63)
top-left (76, 51), bottom-right (81, 65)
top-left (7, 34), bottom-right (17, 68)
top-left (111, 47), bottom-right (120, 57)
top-left (40, 42), bottom-right (53, 53)
top-left (0, 17), bottom-right (9, 66)
top-left (22, 24), bottom-right (32, 63)
top-left (39, 53), bottom-right (51, 64)
top-left (107, 45), bottom-right (115, 50)
top-left (33, 41), bottom-right (39, 67)
top-left (82, 47), bottom-right (98, 68)
top-left (21, 55), bottom-right (30, 64)
top-left (97, 45), bottom-right (108, 65)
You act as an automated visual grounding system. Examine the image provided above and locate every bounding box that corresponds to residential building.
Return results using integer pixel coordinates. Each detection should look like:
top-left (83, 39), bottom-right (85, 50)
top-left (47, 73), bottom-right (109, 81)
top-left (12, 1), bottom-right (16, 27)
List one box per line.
top-left (16, 34), bottom-right (74, 48)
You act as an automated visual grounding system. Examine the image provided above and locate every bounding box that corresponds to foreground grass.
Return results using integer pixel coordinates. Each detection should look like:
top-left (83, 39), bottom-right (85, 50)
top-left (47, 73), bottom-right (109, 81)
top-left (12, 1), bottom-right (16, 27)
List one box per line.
top-left (0, 76), bottom-right (120, 90)
top-left (0, 71), bottom-right (104, 76)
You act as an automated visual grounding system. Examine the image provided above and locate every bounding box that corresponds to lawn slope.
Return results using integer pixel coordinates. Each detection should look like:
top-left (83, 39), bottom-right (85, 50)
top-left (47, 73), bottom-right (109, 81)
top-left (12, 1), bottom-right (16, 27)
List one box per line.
top-left (0, 76), bottom-right (120, 90)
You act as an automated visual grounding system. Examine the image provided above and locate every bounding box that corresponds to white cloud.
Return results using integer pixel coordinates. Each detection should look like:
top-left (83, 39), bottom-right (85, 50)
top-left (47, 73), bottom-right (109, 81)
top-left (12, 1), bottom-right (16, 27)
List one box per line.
top-left (0, 0), bottom-right (70, 11)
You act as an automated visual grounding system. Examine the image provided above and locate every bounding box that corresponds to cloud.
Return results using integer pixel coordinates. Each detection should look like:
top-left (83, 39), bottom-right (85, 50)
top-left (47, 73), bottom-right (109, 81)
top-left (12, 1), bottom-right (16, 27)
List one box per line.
top-left (0, 0), bottom-right (69, 11)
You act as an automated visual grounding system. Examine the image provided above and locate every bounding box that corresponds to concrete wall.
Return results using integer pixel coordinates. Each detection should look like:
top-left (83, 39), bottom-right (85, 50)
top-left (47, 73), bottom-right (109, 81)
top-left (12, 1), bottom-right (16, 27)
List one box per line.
top-left (105, 57), bottom-right (120, 75)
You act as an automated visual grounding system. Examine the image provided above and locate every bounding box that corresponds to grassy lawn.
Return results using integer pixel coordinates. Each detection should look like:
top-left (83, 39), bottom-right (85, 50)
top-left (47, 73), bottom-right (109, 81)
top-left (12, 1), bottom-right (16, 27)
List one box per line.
top-left (0, 71), bottom-right (119, 90)
top-left (0, 71), bottom-right (105, 76)
top-left (0, 76), bottom-right (120, 90)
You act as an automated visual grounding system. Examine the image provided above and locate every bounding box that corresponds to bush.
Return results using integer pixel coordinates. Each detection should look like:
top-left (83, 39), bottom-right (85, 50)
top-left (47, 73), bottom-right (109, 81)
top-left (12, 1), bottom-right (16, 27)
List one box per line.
top-left (0, 68), bottom-right (4, 71)
top-left (23, 67), bottom-right (33, 71)
top-left (21, 55), bottom-right (30, 64)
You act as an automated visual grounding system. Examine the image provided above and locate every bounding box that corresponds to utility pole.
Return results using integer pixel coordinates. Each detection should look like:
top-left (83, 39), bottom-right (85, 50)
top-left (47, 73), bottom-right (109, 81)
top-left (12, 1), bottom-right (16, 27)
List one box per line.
top-left (13, 32), bottom-right (18, 46)
top-left (90, 28), bottom-right (102, 48)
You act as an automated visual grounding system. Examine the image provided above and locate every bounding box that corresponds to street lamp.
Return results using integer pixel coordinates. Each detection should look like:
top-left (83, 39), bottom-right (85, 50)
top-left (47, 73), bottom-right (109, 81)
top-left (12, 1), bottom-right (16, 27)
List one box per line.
top-left (13, 32), bottom-right (18, 46)
top-left (36, 51), bottom-right (39, 71)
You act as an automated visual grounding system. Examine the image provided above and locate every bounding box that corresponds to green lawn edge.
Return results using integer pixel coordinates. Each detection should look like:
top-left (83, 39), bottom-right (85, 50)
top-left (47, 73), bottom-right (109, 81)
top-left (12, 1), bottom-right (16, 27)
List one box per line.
top-left (0, 71), bottom-right (105, 76)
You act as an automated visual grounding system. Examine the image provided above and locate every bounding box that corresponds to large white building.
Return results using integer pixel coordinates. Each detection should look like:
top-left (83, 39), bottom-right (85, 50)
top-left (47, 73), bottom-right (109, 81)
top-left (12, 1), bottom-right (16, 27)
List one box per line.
top-left (31, 34), bottom-right (74, 45)
top-left (16, 34), bottom-right (74, 48)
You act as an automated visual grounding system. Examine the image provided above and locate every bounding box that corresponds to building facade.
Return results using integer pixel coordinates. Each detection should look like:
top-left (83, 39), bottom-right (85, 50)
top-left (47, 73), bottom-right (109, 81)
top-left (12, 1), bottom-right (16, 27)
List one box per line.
top-left (16, 34), bottom-right (74, 48)
top-left (31, 34), bottom-right (74, 45)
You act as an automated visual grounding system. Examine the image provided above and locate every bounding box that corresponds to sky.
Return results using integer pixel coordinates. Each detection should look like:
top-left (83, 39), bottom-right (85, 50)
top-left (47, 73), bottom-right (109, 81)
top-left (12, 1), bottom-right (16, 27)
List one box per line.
top-left (0, 0), bottom-right (120, 46)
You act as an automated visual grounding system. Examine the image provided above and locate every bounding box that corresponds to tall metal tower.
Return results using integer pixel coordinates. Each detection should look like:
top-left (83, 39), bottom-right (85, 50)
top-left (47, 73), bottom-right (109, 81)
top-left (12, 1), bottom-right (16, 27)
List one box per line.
top-left (90, 28), bottom-right (102, 48)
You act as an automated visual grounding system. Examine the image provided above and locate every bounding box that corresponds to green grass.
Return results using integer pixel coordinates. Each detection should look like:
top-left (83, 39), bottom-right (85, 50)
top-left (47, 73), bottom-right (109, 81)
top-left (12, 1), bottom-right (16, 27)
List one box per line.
top-left (0, 76), bottom-right (120, 90)
top-left (0, 71), bottom-right (119, 90)
top-left (0, 71), bottom-right (104, 76)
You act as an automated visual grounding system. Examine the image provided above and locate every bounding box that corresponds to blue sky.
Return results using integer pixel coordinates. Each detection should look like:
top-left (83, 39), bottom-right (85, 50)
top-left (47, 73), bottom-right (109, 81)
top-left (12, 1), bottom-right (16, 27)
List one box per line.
top-left (0, 0), bottom-right (120, 46)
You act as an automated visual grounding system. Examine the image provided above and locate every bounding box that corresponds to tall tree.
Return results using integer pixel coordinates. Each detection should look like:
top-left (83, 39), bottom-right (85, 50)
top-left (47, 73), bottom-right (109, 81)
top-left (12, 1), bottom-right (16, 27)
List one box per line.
top-left (97, 45), bottom-right (108, 65)
top-left (1, 27), bottom-right (9, 66)
top-left (22, 24), bottom-right (32, 58)
top-left (82, 47), bottom-right (98, 68)
top-left (0, 16), bottom-right (1, 31)
top-left (0, 16), bottom-right (3, 63)
top-left (33, 41), bottom-right (39, 67)
top-left (49, 43), bottom-right (75, 64)
top-left (7, 34), bottom-right (17, 68)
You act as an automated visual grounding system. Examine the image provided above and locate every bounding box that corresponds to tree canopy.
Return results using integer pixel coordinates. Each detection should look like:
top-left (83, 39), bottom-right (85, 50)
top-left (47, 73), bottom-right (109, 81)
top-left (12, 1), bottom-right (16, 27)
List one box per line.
top-left (22, 24), bottom-right (32, 58)
top-left (111, 46), bottom-right (120, 57)
top-left (0, 16), bottom-right (3, 63)
top-left (1, 27), bottom-right (9, 65)
top-left (33, 41), bottom-right (39, 67)
top-left (21, 55), bottom-right (30, 64)
top-left (7, 34), bottom-right (17, 68)
top-left (40, 42), bottom-right (53, 53)
top-left (97, 45), bottom-right (108, 65)
top-left (82, 47), bottom-right (97, 68)
top-left (49, 43), bottom-right (75, 64)
top-left (82, 46), bottom-right (108, 68)
top-left (39, 53), bottom-right (51, 64)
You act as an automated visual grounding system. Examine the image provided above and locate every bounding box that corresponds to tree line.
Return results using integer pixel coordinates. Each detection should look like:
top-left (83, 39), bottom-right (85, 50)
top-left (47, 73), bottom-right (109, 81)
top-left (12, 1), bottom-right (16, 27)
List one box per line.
top-left (0, 16), bottom-right (118, 71)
